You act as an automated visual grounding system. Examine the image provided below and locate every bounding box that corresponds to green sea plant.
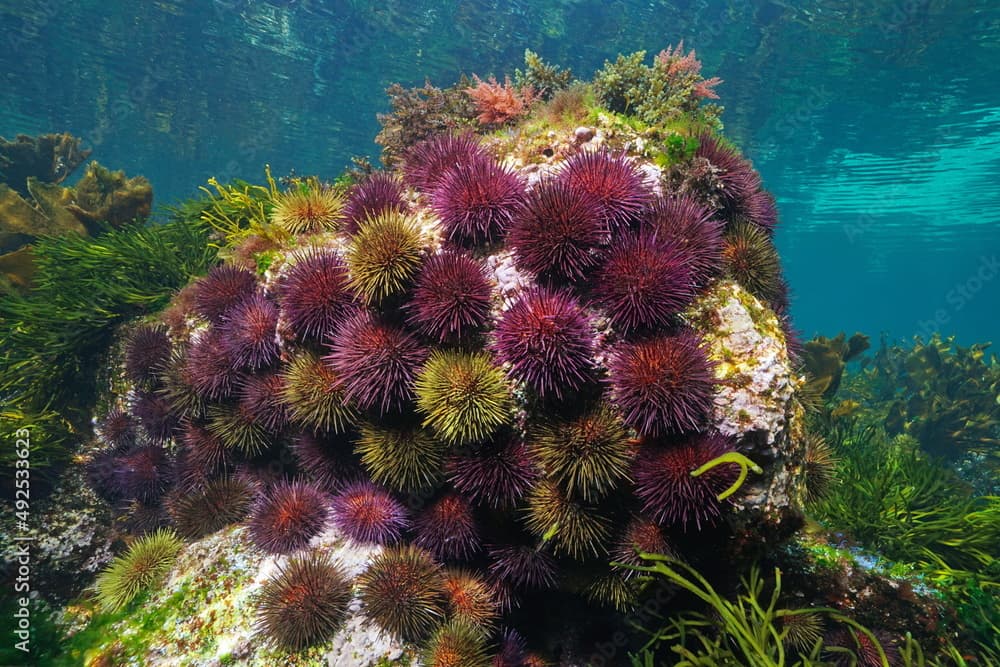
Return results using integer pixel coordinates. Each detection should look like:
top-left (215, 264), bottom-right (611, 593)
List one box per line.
top-left (592, 44), bottom-right (723, 128)
top-left (0, 132), bottom-right (91, 194)
top-left (809, 422), bottom-right (1000, 584)
top-left (871, 334), bottom-right (999, 466)
top-left (198, 166), bottom-right (281, 248)
top-left (624, 555), bottom-right (887, 667)
top-left (514, 49), bottom-right (573, 100)
top-left (0, 214), bottom-right (215, 476)
top-left (690, 450), bottom-right (763, 501)
top-left (375, 78), bottom-right (478, 167)
top-left (94, 529), bottom-right (183, 613)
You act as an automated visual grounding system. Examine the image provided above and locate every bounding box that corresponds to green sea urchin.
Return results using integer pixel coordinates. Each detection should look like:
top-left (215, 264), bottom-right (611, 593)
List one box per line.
top-left (281, 350), bottom-right (358, 434)
top-left (523, 479), bottom-right (612, 560)
top-left (528, 404), bottom-right (633, 501)
top-left (358, 544), bottom-right (447, 641)
top-left (254, 552), bottom-right (352, 650)
top-left (346, 209), bottom-right (425, 304)
top-left (94, 528), bottom-right (183, 612)
top-left (421, 619), bottom-right (492, 667)
top-left (355, 421), bottom-right (446, 494)
top-left (414, 350), bottom-right (513, 446)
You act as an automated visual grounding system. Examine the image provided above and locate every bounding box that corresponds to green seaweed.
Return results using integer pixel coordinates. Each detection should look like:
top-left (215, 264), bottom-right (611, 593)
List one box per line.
top-left (690, 451), bottom-right (763, 501)
top-left (0, 212), bottom-right (216, 476)
top-left (622, 555), bottom-right (887, 666)
top-left (514, 49), bottom-right (573, 100)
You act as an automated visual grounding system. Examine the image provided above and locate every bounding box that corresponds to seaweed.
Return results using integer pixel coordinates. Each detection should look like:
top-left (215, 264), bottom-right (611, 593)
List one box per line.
top-left (623, 555), bottom-right (886, 666)
top-left (0, 213), bottom-right (216, 479)
top-left (514, 49), bottom-right (573, 101)
top-left (375, 78), bottom-right (478, 167)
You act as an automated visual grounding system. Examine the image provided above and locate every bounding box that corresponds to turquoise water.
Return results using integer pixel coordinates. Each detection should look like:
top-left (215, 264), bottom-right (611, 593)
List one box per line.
top-left (1, 0), bottom-right (998, 343)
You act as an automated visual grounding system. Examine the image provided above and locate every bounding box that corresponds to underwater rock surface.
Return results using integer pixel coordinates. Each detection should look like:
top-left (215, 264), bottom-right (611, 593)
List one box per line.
top-left (55, 45), bottom-right (816, 664)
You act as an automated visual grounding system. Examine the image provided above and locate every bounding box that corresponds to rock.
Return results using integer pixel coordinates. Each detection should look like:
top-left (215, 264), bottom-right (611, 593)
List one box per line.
top-left (573, 126), bottom-right (594, 142)
top-left (686, 280), bottom-right (807, 544)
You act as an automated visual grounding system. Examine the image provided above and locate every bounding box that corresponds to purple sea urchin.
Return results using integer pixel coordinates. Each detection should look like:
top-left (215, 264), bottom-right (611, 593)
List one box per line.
top-left (494, 628), bottom-right (530, 667)
top-left (642, 193), bottom-right (724, 287)
top-left (431, 155), bottom-right (526, 247)
top-left (557, 148), bottom-right (650, 231)
top-left (608, 332), bottom-right (715, 437)
top-left (237, 372), bottom-right (289, 434)
top-left (593, 231), bottom-right (694, 332)
top-left (323, 312), bottom-right (427, 415)
top-left (492, 287), bottom-right (595, 399)
top-left (289, 431), bottom-right (360, 492)
top-left (220, 290), bottom-right (279, 370)
top-left (330, 479), bottom-right (409, 545)
top-left (746, 189), bottom-right (779, 232)
top-left (183, 329), bottom-right (242, 401)
top-left (403, 132), bottom-right (489, 193)
top-left (98, 407), bottom-right (137, 451)
top-left (278, 249), bottom-right (355, 343)
top-left (124, 325), bottom-right (172, 387)
top-left (192, 265), bottom-right (257, 323)
top-left (695, 133), bottom-right (761, 220)
top-left (446, 437), bottom-right (537, 509)
top-left (406, 251), bottom-right (493, 342)
top-left (413, 493), bottom-right (480, 561)
top-left (175, 422), bottom-right (230, 489)
top-left (632, 433), bottom-right (739, 530)
top-left (248, 480), bottom-right (330, 554)
top-left (611, 516), bottom-right (676, 576)
top-left (133, 391), bottom-right (180, 443)
top-left (254, 552), bottom-right (352, 650)
top-left (486, 543), bottom-right (558, 591)
top-left (116, 444), bottom-right (172, 503)
top-left (508, 179), bottom-right (607, 284)
top-left (357, 544), bottom-right (447, 641)
top-left (343, 171), bottom-right (408, 234)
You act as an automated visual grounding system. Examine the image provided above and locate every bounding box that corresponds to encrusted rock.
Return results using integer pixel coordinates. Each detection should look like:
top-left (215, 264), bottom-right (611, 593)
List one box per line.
top-left (686, 279), bottom-right (807, 542)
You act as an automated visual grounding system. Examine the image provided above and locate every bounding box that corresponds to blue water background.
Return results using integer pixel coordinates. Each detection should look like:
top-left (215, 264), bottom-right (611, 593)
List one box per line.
top-left (1, 0), bottom-right (998, 345)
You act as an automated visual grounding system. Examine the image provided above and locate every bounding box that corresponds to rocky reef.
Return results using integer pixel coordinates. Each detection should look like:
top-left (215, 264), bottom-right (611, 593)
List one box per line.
top-left (15, 45), bottom-right (986, 667)
top-left (34, 44), bottom-right (823, 666)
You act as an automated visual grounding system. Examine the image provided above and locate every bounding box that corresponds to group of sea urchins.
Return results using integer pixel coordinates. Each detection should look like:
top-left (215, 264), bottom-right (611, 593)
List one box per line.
top-left (87, 128), bottom-right (790, 663)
